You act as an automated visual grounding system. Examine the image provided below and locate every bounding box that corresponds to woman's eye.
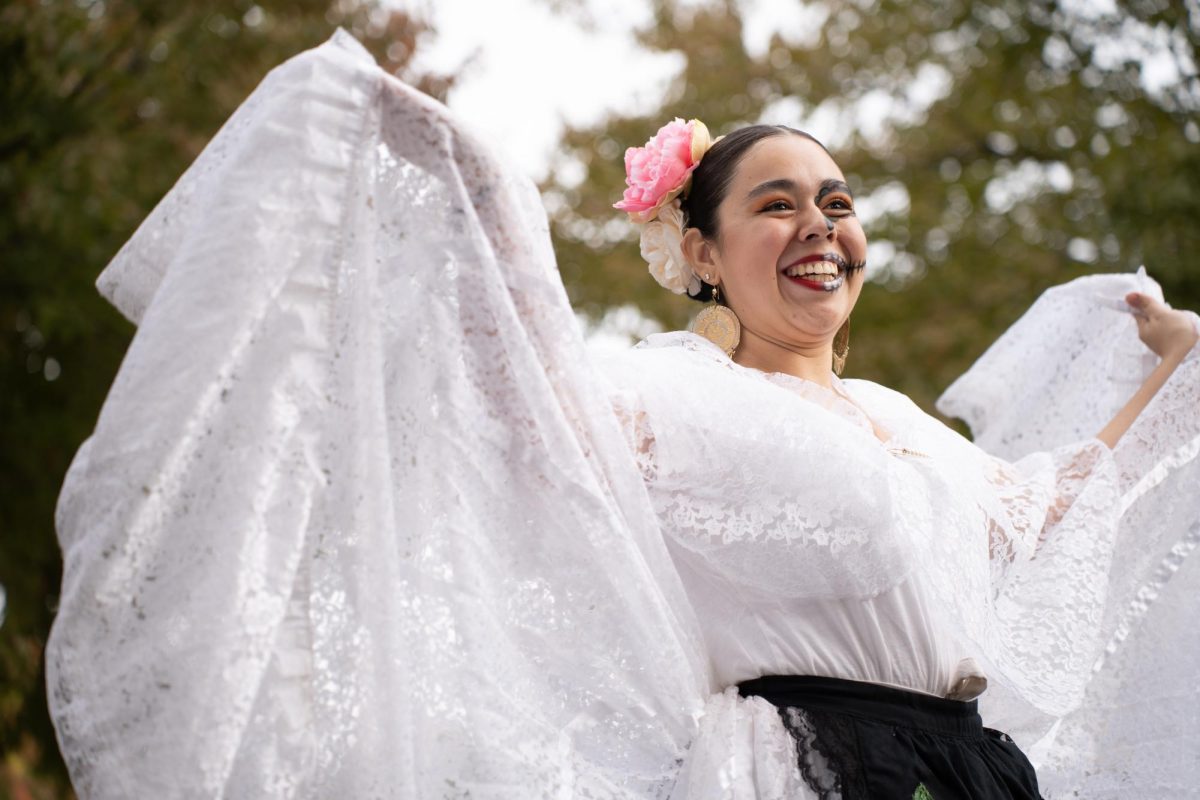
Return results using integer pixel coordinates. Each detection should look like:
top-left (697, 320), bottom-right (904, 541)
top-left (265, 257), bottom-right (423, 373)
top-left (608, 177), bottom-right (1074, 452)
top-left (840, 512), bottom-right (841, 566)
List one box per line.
top-left (763, 200), bottom-right (792, 212)
top-left (823, 199), bottom-right (854, 214)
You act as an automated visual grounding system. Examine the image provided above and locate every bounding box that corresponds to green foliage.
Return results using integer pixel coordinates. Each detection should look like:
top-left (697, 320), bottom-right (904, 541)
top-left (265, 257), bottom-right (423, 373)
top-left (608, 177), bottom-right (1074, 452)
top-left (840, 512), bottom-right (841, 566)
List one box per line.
top-left (545, 0), bottom-right (1199, 412)
top-left (0, 2), bottom-right (447, 794)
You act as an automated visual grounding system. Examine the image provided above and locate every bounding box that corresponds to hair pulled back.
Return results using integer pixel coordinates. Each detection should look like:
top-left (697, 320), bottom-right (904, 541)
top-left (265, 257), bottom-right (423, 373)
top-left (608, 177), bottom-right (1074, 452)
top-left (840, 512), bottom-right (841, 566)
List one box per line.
top-left (680, 124), bottom-right (828, 302)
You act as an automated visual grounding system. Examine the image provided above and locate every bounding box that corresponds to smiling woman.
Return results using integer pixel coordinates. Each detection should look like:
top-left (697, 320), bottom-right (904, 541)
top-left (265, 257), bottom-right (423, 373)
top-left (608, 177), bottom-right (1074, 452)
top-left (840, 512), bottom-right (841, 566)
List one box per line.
top-left (606, 116), bottom-right (1200, 798)
top-left (46, 32), bottom-right (1200, 800)
top-left (680, 131), bottom-right (867, 385)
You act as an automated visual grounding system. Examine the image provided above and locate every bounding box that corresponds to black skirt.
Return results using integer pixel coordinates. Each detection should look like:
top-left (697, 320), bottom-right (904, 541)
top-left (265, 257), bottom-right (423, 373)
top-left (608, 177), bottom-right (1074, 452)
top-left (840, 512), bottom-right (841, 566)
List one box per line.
top-left (737, 675), bottom-right (1044, 800)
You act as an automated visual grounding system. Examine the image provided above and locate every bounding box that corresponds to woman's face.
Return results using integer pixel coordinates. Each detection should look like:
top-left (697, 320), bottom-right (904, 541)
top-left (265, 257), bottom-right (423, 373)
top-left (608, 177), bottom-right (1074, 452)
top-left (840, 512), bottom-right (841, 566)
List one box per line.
top-left (700, 135), bottom-right (867, 350)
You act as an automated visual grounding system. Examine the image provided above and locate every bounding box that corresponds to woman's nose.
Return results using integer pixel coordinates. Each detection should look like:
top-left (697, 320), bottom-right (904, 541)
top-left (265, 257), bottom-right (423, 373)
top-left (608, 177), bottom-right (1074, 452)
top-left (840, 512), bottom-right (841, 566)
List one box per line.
top-left (797, 204), bottom-right (836, 241)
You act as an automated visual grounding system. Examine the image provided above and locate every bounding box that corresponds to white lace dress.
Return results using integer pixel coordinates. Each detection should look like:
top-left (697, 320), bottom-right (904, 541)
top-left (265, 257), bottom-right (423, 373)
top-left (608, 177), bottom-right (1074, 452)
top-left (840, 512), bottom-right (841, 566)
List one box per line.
top-left (47, 31), bottom-right (1200, 799)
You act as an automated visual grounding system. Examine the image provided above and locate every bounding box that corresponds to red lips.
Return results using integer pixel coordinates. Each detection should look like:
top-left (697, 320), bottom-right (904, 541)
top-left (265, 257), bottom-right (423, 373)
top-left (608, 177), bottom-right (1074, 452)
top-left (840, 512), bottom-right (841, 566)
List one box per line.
top-left (784, 274), bottom-right (835, 291)
top-left (781, 253), bottom-right (845, 292)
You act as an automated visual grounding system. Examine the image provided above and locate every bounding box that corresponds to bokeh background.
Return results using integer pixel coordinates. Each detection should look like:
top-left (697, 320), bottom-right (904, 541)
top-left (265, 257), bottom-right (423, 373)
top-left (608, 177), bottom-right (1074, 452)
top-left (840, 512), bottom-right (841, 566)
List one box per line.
top-left (2, 0), bottom-right (1196, 795)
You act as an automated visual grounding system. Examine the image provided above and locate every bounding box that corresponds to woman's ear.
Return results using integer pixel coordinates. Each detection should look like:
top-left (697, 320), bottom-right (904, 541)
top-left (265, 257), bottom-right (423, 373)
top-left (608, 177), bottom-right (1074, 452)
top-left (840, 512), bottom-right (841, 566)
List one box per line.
top-left (681, 227), bottom-right (720, 285)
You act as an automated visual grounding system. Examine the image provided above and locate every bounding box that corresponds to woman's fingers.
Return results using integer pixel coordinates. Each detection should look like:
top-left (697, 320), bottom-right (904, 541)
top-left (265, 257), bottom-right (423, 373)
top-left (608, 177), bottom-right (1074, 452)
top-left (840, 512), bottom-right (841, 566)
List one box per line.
top-left (1125, 291), bottom-right (1198, 359)
top-left (1125, 291), bottom-right (1155, 320)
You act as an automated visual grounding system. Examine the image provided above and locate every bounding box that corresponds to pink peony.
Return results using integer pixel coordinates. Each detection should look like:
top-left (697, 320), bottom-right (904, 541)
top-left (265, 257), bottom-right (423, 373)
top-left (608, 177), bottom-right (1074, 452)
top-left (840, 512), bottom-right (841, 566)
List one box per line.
top-left (614, 118), bottom-right (711, 223)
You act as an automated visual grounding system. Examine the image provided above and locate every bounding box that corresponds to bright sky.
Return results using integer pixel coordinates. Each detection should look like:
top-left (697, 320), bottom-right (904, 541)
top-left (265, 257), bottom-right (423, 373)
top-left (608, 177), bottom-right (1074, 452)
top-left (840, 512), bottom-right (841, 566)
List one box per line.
top-left (394, 0), bottom-right (835, 180)
top-left (396, 0), bottom-right (678, 179)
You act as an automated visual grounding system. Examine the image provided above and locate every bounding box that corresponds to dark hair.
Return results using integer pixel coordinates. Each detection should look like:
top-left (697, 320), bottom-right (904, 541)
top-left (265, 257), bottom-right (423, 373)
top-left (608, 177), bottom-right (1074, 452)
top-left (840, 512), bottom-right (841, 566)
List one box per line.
top-left (681, 125), bottom-right (829, 302)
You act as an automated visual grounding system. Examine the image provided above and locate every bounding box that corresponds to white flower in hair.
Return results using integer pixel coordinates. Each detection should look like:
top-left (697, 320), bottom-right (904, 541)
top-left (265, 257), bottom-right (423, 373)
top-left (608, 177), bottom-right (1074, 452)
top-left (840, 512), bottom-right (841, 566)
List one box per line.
top-left (639, 201), bottom-right (701, 296)
top-left (614, 117), bottom-right (715, 295)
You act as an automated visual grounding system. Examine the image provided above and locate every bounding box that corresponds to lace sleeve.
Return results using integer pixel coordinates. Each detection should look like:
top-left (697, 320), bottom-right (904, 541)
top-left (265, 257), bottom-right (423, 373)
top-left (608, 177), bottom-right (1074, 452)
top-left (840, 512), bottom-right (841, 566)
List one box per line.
top-left (46, 33), bottom-right (710, 798)
top-left (936, 272), bottom-right (1200, 795)
top-left (601, 372), bottom-right (659, 483)
top-left (982, 438), bottom-right (1115, 563)
top-left (836, 378), bottom-right (1125, 719)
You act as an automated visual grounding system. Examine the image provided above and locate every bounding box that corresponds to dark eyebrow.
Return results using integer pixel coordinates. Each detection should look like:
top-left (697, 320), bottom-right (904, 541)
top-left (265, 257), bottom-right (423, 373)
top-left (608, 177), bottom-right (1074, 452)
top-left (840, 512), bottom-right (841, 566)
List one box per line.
top-left (746, 177), bottom-right (854, 203)
top-left (746, 178), bottom-right (798, 201)
top-left (816, 179), bottom-right (853, 202)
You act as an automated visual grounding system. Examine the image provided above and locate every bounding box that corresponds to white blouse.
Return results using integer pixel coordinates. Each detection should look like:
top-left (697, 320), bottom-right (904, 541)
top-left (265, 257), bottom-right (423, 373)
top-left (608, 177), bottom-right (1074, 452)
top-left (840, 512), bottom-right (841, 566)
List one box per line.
top-left (600, 331), bottom-right (1116, 706)
top-left (666, 544), bottom-right (971, 698)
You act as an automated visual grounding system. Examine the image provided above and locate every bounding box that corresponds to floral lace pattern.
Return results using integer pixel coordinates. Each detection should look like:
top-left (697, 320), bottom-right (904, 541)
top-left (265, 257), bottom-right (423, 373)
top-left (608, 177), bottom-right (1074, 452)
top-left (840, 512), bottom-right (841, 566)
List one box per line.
top-left (781, 707), bottom-right (848, 800)
top-left (50, 32), bottom-right (711, 799)
top-left (940, 273), bottom-right (1200, 796)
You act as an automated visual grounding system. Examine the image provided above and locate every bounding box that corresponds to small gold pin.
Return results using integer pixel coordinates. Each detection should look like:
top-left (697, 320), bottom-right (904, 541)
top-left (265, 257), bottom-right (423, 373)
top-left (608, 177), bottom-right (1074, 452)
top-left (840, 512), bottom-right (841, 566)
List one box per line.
top-left (887, 447), bottom-right (930, 459)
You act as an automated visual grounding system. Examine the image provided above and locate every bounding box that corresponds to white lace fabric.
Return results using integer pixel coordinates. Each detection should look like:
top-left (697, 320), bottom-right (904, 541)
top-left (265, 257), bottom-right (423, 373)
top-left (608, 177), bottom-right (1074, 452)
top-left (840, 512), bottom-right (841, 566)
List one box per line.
top-left (940, 273), bottom-right (1200, 797)
top-left (51, 32), bottom-right (708, 799)
top-left (48, 32), bottom-right (1199, 799)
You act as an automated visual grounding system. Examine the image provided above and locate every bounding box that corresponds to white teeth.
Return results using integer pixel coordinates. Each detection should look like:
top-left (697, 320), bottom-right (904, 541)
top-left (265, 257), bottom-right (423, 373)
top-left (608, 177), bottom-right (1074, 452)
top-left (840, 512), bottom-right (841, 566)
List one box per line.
top-left (784, 260), bottom-right (840, 278)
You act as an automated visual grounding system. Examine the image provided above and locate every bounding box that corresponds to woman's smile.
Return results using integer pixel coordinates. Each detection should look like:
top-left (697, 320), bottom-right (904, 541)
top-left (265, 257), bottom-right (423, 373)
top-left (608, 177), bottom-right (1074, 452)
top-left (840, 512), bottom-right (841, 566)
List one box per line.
top-left (679, 133), bottom-right (869, 383)
top-left (781, 253), bottom-right (848, 292)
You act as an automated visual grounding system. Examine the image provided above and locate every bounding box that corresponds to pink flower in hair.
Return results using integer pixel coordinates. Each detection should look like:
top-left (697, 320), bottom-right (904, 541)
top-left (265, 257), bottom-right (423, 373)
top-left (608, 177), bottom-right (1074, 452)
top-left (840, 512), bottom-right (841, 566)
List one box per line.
top-left (614, 118), bottom-right (713, 224)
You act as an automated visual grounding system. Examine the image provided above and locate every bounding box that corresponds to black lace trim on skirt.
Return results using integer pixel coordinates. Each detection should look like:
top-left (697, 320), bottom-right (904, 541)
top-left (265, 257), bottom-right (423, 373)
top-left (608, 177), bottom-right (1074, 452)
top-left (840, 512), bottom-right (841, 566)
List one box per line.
top-left (738, 675), bottom-right (1044, 800)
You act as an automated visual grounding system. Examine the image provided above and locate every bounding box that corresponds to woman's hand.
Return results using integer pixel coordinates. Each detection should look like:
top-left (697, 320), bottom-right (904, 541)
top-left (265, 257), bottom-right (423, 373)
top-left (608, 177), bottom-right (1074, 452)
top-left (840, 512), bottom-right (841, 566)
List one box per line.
top-left (1097, 291), bottom-right (1198, 448)
top-left (1126, 292), bottom-right (1199, 362)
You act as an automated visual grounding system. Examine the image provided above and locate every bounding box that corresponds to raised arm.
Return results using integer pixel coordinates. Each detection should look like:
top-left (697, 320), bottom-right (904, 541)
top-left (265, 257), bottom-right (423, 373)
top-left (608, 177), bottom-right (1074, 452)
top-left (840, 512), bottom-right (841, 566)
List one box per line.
top-left (1096, 292), bottom-right (1199, 449)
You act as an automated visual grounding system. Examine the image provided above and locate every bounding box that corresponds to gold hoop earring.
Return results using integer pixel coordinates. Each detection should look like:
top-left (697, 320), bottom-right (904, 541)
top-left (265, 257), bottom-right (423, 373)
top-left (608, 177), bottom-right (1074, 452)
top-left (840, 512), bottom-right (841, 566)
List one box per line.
top-left (832, 319), bottom-right (850, 375)
top-left (690, 283), bottom-right (741, 357)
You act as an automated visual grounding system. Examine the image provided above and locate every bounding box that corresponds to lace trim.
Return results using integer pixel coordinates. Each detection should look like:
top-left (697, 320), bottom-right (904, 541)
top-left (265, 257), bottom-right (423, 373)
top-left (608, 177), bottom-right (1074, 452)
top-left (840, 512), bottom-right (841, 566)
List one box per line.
top-left (638, 332), bottom-right (878, 435)
top-left (777, 706), bottom-right (871, 800)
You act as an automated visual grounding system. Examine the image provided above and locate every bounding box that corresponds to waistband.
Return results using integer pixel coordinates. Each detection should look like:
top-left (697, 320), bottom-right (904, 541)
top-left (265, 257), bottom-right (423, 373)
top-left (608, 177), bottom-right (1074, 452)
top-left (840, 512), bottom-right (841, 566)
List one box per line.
top-left (738, 675), bottom-right (984, 738)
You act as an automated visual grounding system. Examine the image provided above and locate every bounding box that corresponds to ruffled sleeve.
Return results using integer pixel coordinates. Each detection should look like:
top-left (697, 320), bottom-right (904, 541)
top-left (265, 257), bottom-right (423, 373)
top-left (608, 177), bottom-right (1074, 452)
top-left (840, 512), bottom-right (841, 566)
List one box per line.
top-left (842, 379), bottom-right (1122, 720)
top-left (981, 438), bottom-right (1121, 713)
top-left (48, 32), bottom-right (709, 799)
top-left (937, 271), bottom-right (1200, 794)
top-left (981, 439), bottom-right (1112, 561)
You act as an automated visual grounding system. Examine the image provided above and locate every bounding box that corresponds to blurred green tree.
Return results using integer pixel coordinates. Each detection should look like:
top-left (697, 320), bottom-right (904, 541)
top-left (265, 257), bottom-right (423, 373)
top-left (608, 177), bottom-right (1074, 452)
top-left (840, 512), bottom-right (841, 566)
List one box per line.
top-left (0, 2), bottom-right (448, 795)
top-left (546, 0), bottom-right (1199, 411)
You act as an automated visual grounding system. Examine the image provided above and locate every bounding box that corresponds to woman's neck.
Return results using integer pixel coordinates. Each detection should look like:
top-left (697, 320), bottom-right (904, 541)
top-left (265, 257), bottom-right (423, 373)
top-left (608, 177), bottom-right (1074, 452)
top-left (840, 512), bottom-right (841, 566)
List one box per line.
top-left (731, 327), bottom-right (834, 387)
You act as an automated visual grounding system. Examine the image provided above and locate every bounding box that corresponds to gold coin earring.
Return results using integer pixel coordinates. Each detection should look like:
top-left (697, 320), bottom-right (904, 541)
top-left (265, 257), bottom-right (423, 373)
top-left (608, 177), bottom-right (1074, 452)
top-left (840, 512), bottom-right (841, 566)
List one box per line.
top-left (690, 279), bottom-right (741, 357)
top-left (832, 318), bottom-right (850, 375)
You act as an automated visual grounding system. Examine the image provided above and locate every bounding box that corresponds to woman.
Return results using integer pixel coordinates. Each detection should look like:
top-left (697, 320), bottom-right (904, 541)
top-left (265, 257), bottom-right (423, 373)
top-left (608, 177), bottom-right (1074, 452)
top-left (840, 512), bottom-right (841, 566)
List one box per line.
top-left (601, 117), bottom-right (1198, 799)
top-left (48, 32), bottom-right (1199, 799)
